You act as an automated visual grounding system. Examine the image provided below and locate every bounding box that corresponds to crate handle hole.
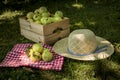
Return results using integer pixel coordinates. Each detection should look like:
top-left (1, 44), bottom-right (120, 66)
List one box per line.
top-left (57, 37), bottom-right (62, 41)
top-left (53, 28), bottom-right (63, 33)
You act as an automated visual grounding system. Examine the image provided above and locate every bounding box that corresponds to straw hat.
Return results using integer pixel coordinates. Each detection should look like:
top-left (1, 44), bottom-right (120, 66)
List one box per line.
top-left (53, 29), bottom-right (114, 60)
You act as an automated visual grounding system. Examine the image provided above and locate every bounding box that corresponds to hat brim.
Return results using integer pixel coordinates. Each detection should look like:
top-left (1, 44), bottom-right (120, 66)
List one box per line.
top-left (53, 36), bottom-right (114, 61)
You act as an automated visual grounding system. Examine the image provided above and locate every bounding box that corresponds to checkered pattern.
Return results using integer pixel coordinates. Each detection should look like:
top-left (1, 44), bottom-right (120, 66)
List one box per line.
top-left (0, 43), bottom-right (64, 71)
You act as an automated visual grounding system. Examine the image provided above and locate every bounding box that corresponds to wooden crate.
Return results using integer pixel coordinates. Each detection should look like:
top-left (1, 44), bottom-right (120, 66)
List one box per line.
top-left (19, 17), bottom-right (70, 44)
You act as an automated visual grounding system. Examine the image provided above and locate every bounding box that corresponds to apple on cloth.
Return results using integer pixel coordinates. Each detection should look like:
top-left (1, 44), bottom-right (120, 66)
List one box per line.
top-left (25, 43), bottom-right (53, 62)
top-left (0, 43), bottom-right (64, 71)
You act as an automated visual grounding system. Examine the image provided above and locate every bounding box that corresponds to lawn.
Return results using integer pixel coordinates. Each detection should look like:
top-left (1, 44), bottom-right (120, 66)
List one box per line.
top-left (0, 0), bottom-right (120, 80)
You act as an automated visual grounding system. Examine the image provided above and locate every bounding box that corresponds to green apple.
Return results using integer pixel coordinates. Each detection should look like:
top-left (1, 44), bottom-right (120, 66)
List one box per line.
top-left (48, 17), bottom-right (54, 23)
top-left (54, 11), bottom-right (63, 18)
top-left (29, 48), bottom-right (34, 57)
top-left (30, 54), bottom-right (41, 62)
top-left (40, 17), bottom-right (48, 25)
top-left (34, 52), bottom-right (40, 56)
top-left (26, 12), bottom-right (34, 19)
top-left (33, 13), bottom-right (42, 21)
top-left (47, 17), bottom-right (54, 24)
top-left (35, 55), bottom-right (41, 61)
top-left (53, 16), bottom-right (62, 22)
top-left (41, 17), bottom-right (47, 25)
top-left (41, 17), bottom-right (54, 25)
top-left (42, 48), bottom-right (53, 62)
top-left (29, 55), bottom-right (37, 62)
top-left (34, 9), bottom-right (40, 14)
top-left (38, 6), bottom-right (48, 14)
top-left (41, 12), bottom-right (50, 17)
top-left (32, 43), bottom-right (43, 53)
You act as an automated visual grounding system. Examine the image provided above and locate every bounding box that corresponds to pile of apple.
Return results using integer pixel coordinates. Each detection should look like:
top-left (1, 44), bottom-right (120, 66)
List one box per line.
top-left (26, 6), bottom-right (64, 25)
top-left (25, 43), bottom-right (53, 62)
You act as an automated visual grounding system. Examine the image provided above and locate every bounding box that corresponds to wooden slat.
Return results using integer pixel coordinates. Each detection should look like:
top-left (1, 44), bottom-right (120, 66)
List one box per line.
top-left (20, 28), bottom-right (70, 44)
top-left (44, 28), bottom-right (70, 43)
top-left (30, 22), bottom-right (44, 35)
top-left (19, 18), bottom-right (31, 30)
top-left (21, 28), bottom-right (44, 42)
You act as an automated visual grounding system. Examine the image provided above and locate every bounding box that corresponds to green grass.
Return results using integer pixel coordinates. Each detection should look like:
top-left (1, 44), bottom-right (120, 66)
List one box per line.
top-left (0, 0), bottom-right (120, 80)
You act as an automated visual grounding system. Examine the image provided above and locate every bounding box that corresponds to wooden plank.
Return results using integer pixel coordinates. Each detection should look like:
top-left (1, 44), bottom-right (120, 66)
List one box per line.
top-left (45, 28), bottom-right (70, 44)
top-left (30, 22), bottom-right (44, 35)
top-left (20, 28), bottom-right (70, 44)
top-left (19, 18), bottom-right (31, 30)
top-left (20, 28), bottom-right (44, 42)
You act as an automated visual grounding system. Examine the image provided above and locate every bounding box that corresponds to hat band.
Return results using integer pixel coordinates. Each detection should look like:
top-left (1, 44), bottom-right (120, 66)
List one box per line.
top-left (67, 45), bottom-right (108, 56)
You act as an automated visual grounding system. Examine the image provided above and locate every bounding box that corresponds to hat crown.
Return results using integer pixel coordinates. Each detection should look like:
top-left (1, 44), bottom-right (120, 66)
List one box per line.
top-left (68, 29), bottom-right (97, 54)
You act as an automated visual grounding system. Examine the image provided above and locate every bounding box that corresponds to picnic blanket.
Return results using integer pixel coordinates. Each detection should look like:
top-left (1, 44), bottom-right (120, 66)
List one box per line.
top-left (0, 43), bottom-right (64, 71)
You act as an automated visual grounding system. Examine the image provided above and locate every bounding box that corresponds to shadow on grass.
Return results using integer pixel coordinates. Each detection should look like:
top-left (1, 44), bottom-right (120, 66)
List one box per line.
top-left (93, 43), bottom-right (120, 80)
top-left (110, 51), bottom-right (120, 64)
top-left (94, 59), bottom-right (120, 80)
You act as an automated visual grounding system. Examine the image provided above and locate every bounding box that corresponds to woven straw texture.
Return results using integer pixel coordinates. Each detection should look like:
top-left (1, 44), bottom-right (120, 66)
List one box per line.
top-left (68, 29), bottom-right (97, 54)
top-left (53, 29), bottom-right (114, 60)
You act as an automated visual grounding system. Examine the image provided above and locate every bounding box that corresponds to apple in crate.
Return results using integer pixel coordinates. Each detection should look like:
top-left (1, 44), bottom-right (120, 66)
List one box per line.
top-left (33, 13), bottom-right (41, 21)
top-left (26, 12), bottom-right (34, 19)
top-left (53, 16), bottom-right (62, 22)
top-left (38, 6), bottom-right (48, 14)
top-left (41, 12), bottom-right (50, 17)
top-left (54, 11), bottom-right (63, 18)
top-left (41, 17), bottom-right (53, 25)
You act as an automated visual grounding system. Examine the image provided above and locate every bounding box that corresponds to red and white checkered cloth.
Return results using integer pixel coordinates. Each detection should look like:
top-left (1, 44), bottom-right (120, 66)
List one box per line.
top-left (0, 43), bottom-right (64, 71)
